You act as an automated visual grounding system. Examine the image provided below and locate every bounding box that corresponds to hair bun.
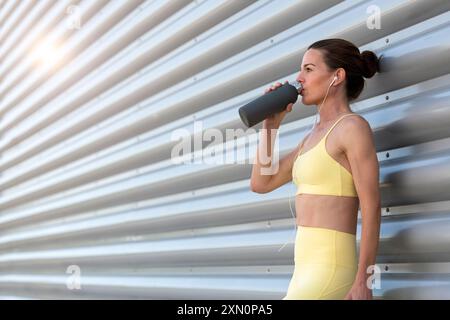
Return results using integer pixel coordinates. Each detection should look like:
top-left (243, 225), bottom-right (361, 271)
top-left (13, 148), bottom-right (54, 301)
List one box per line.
top-left (360, 50), bottom-right (380, 78)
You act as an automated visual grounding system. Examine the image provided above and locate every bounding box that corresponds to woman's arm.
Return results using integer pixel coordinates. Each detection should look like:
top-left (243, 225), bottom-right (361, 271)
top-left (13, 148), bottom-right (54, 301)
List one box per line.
top-left (250, 124), bottom-right (306, 193)
top-left (341, 116), bottom-right (381, 299)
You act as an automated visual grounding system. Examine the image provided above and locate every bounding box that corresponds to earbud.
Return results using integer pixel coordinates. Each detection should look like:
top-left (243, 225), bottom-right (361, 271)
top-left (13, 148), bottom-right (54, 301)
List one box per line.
top-left (329, 75), bottom-right (338, 87)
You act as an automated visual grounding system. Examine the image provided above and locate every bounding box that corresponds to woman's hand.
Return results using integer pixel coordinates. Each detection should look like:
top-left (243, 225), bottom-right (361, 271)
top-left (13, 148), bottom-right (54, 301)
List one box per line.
top-left (262, 81), bottom-right (294, 129)
top-left (344, 280), bottom-right (373, 300)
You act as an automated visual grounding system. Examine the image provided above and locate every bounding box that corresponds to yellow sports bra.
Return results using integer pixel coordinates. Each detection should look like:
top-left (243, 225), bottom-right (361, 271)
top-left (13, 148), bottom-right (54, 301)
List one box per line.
top-left (292, 113), bottom-right (360, 197)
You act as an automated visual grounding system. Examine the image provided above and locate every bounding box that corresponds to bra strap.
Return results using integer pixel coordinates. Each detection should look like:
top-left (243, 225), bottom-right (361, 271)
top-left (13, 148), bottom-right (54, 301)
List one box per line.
top-left (295, 135), bottom-right (308, 158)
top-left (323, 113), bottom-right (361, 140)
top-left (295, 113), bottom-right (361, 158)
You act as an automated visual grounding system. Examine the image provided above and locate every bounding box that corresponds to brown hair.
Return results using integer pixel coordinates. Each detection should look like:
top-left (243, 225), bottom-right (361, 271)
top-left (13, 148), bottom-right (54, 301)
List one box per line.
top-left (308, 38), bottom-right (380, 101)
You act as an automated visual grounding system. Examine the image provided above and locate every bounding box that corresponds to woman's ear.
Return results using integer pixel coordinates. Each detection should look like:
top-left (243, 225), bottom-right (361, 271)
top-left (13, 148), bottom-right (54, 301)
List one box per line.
top-left (334, 68), bottom-right (346, 85)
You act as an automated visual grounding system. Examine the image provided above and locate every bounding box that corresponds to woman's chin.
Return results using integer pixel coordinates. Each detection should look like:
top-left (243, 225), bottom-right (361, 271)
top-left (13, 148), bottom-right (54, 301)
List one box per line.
top-left (301, 97), bottom-right (315, 106)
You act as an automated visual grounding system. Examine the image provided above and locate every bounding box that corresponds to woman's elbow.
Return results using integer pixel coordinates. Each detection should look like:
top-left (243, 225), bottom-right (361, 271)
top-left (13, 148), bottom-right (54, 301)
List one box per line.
top-left (250, 180), bottom-right (269, 194)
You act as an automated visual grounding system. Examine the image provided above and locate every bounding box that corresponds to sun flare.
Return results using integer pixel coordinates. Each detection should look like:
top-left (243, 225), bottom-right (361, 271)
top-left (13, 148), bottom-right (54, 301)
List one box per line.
top-left (31, 38), bottom-right (63, 69)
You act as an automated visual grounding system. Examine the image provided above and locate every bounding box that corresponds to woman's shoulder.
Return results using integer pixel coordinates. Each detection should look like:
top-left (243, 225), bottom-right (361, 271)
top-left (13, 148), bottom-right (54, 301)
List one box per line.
top-left (328, 113), bottom-right (369, 140)
top-left (339, 113), bottom-right (374, 151)
top-left (341, 113), bottom-right (371, 130)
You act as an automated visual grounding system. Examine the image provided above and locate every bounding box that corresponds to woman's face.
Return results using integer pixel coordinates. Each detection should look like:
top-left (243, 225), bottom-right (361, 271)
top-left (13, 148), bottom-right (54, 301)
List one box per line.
top-left (296, 49), bottom-right (336, 106)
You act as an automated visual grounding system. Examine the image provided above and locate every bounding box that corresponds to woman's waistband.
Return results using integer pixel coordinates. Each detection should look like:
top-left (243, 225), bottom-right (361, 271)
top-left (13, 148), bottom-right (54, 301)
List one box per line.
top-left (294, 225), bottom-right (357, 268)
top-left (296, 225), bottom-right (356, 238)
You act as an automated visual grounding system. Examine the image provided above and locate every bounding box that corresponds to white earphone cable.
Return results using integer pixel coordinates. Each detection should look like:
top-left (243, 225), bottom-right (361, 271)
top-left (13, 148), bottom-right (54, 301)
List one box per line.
top-left (277, 75), bottom-right (336, 252)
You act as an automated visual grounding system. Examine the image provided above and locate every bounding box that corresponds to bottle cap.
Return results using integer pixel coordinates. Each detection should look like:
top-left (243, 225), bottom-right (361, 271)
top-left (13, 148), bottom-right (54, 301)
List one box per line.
top-left (289, 80), bottom-right (303, 93)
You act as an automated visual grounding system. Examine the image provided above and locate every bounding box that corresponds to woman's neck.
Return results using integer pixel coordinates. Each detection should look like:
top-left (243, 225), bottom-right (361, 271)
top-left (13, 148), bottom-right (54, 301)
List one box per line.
top-left (316, 95), bottom-right (351, 127)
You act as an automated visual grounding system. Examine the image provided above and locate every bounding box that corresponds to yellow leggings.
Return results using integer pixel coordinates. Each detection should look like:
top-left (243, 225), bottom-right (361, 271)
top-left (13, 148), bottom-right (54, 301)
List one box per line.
top-left (283, 225), bottom-right (357, 300)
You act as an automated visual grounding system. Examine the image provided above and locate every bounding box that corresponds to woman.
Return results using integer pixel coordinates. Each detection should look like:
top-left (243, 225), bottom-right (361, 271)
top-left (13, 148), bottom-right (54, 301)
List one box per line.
top-left (250, 39), bottom-right (381, 300)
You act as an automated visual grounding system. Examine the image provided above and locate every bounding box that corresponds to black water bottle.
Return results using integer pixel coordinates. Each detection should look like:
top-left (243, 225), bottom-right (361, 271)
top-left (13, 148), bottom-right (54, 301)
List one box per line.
top-left (238, 81), bottom-right (303, 128)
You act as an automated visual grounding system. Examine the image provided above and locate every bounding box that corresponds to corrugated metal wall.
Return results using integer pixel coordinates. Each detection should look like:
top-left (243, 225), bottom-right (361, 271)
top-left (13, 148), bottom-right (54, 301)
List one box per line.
top-left (0, 0), bottom-right (449, 300)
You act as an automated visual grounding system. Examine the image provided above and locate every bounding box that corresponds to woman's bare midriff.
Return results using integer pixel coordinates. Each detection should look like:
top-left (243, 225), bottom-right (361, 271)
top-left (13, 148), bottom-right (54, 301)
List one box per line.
top-left (295, 194), bottom-right (359, 235)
